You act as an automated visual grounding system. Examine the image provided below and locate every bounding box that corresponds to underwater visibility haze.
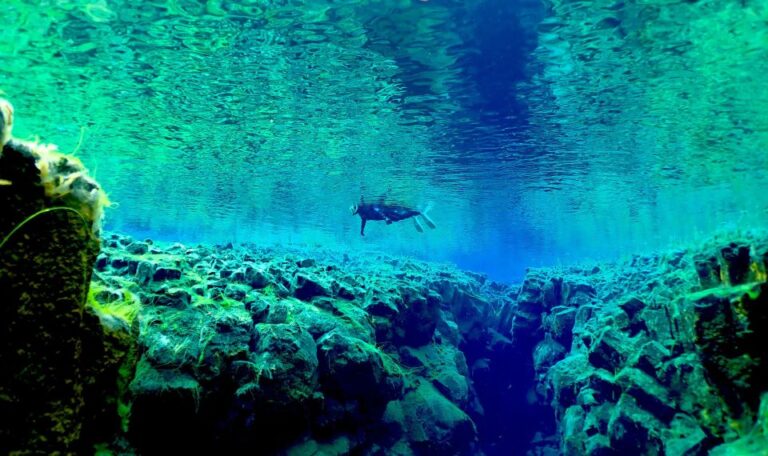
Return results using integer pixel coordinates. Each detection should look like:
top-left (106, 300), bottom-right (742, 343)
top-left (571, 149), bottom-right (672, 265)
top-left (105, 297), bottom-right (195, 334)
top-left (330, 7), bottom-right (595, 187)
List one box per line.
top-left (2, 0), bottom-right (768, 455)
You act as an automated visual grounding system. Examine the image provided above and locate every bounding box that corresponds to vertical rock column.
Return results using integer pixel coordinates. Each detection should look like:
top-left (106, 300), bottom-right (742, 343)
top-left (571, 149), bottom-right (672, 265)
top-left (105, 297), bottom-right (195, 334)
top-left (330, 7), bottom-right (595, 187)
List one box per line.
top-left (0, 99), bottom-right (108, 454)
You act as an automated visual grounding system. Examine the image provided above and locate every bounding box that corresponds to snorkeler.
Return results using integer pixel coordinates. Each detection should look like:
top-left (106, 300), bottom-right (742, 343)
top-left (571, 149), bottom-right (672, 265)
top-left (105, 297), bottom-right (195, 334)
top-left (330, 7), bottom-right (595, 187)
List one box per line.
top-left (350, 196), bottom-right (436, 236)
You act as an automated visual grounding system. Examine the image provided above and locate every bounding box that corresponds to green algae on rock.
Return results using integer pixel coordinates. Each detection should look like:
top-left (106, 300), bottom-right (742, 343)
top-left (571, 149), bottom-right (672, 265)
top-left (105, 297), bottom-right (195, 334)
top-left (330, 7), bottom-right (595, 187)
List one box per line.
top-left (0, 99), bottom-right (121, 454)
top-left (89, 232), bottom-right (512, 455)
top-left (22, 227), bottom-right (765, 454)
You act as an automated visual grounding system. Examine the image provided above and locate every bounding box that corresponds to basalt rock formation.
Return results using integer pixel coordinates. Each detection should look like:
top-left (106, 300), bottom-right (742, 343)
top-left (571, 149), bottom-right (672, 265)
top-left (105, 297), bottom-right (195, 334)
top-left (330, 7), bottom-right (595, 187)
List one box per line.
top-left (88, 231), bottom-right (767, 455)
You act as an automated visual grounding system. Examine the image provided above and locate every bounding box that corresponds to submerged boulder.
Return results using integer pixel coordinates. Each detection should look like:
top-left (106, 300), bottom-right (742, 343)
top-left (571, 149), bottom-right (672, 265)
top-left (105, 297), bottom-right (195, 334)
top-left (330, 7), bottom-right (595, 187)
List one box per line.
top-left (0, 99), bottom-right (110, 454)
top-left (129, 359), bottom-right (204, 452)
top-left (317, 331), bottom-right (401, 408)
top-left (588, 327), bottom-right (631, 371)
top-left (386, 382), bottom-right (478, 455)
top-left (292, 272), bottom-right (331, 301)
top-left (689, 282), bottom-right (768, 418)
top-left (393, 286), bottom-right (441, 346)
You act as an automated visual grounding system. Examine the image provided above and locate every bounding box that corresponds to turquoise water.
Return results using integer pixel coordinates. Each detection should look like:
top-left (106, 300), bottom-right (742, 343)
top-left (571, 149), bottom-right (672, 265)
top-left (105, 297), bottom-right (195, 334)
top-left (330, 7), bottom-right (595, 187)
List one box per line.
top-left (3, 0), bottom-right (768, 280)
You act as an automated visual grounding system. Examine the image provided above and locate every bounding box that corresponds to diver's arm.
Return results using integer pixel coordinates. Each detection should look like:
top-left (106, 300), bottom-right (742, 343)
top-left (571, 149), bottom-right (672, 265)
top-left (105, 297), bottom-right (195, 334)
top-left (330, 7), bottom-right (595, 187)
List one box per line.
top-left (360, 218), bottom-right (367, 236)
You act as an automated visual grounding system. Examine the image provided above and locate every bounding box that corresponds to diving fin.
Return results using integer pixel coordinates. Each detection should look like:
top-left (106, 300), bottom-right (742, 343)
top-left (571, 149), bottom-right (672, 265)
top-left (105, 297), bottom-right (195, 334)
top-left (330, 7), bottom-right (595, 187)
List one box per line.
top-left (413, 217), bottom-right (424, 233)
top-left (419, 202), bottom-right (436, 229)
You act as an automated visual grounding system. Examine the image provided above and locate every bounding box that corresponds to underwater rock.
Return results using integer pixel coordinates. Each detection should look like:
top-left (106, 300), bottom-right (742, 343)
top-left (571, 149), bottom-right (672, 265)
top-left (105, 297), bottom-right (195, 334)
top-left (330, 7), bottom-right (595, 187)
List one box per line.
top-left (317, 331), bottom-right (401, 409)
top-left (293, 272), bottom-right (331, 301)
top-left (70, 229), bottom-right (768, 455)
top-left (615, 367), bottom-right (676, 423)
top-left (126, 241), bottom-right (149, 255)
top-left (243, 323), bottom-right (318, 408)
top-left (129, 359), bottom-right (204, 452)
top-left (512, 270), bottom-right (550, 333)
top-left (293, 305), bottom-right (351, 340)
top-left (394, 382), bottom-right (478, 455)
top-left (588, 327), bottom-right (630, 371)
top-left (694, 254), bottom-right (722, 289)
top-left (563, 280), bottom-right (596, 308)
top-left (286, 435), bottom-right (353, 456)
top-left (202, 339), bottom-right (251, 389)
top-left (400, 343), bottom-right (471, 406)
top-left (629, 340), bottom-right (671, 380)
top-left (0, 99), bottom-right (109, 454)
top-left (223, 283), bottom-right (248, 301)
top-left (689, 282), bottom-right (768, 418)
top-left (136, 260), bottom-right (156, 285)
top-left (153, 266), bottom-right (182, 282)
top-left (662, 413), bottom-right (708, 456)
top-left (445, 287), bottom-right (495, 352)
top-left (542, 305), bottom-right (577, 345)
top-left (297, 258), bottom-right (317, 268)
top-left (79, 300), bottom-right (138, 448)
top-left (392, 286), bottom-right (441, 347)
top-left (152, 287), bottom-right (192, 309)
top-left (138, 309), bottom-right (200, 370)
top-left (548, 353), bottom-right (590, 409)
top-left (95, 253), bottom-right (109, 270)
top-left (533, 334), bottom-right (566, 374)
top-left (608, 394), bottom-right (664, 454)
top-left (245, 268), bottom-right (270, 289)
top-left (618, 296), bottom-right (645, 320)
top-left (335, 283), bottom-right (356, 301)
top-left (514, 237), bottom-right (768, 456)
top-left (709, 393), bottom-right (768, 456)
top-left (246, 295), bottom-right (271, 323)
top-left (719, 242), bottom-right (751, 285)
top-left (363, 286), bottom-right (400, 318)
top-left (111, 256), bottom-right (129, 269)
top-left (562, 405), bottom-right (594, 455)
top-left (640, 307), bottom-right (676, 349)
top-left (583, 433), bottom-right (615, 456)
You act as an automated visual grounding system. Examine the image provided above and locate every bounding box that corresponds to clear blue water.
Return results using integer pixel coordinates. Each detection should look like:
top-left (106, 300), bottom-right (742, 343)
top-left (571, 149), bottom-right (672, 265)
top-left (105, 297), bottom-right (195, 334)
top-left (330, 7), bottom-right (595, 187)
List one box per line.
top-left (3, 0), bottom-right (768, 281)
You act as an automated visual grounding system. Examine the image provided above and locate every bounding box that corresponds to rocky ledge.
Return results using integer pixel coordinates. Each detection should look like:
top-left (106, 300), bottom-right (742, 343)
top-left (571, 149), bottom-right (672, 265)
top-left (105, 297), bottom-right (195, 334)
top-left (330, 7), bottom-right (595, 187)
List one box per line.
top-left (90, 234), bottom-right (515, 455)
top-left (85, 232), bottom-right (767, 455)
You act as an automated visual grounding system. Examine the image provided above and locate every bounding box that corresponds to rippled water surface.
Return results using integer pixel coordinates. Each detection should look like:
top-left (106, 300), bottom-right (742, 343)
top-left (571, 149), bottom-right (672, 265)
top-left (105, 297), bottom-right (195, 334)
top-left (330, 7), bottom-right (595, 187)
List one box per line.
top-left (3, 0), bottom-right (767, 279)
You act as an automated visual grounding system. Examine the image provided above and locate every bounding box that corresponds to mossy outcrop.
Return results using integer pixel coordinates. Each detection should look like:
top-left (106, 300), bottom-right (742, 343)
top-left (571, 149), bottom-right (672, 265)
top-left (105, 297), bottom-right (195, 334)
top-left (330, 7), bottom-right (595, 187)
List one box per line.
top-left (0, 99), bottom-right (125, 455)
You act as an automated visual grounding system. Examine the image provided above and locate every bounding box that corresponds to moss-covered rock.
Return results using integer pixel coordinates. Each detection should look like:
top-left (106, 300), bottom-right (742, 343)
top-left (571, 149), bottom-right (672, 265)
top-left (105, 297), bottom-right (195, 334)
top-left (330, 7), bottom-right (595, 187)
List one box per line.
top-left (391, 382), bottom-right (478, 455)
top-left (0, 99), bottom-right (111, 454)
top-left (317, 331), bottom-right (402, 409)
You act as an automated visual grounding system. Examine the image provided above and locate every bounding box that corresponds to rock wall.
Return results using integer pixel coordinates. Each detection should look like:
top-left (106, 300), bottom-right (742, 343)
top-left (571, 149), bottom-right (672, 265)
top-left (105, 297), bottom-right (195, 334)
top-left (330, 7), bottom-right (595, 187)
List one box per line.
top-left (506, 234), bottom-right (768, 455)
top-left (88, 232), bottom-right (768, 455)
top-left (91, 234), bottom-right (521, 455)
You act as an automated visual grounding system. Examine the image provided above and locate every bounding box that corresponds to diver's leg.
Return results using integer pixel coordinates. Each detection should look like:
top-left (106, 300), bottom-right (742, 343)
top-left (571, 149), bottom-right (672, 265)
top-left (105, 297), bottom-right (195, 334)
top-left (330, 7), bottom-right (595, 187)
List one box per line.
top-left (413, 217), bottom-right (424, 232)
top-left (360, 218), bottom-right (367, 236)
